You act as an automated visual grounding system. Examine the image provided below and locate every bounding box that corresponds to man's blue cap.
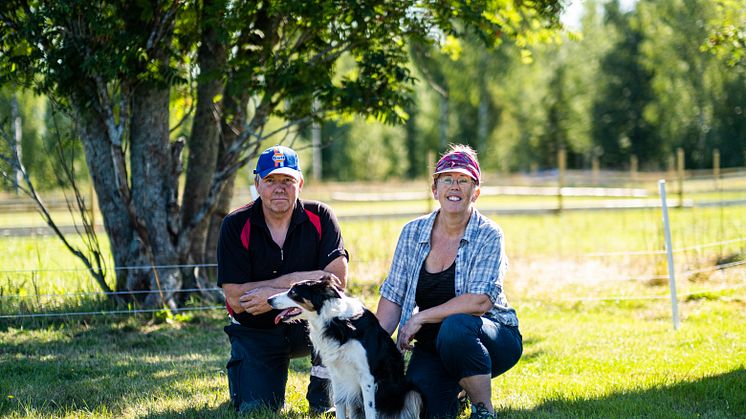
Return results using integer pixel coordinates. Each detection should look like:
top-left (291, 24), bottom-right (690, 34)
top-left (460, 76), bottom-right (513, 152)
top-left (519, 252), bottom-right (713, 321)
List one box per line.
top-left (253, 145), bottom-right (302, 180)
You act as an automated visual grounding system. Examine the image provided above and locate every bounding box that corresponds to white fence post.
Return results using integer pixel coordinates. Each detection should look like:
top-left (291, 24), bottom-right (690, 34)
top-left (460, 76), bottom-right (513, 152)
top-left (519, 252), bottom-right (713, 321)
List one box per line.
top-left (658, 179), bottom-right (680, 330)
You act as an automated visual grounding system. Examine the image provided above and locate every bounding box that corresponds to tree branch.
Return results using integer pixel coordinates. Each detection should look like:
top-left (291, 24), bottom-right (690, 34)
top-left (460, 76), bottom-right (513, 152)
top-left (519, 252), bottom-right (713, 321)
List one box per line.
top-left (147, 3), bottom-right (179, 51)
top-left (0, 121), bottom-right (113, 297)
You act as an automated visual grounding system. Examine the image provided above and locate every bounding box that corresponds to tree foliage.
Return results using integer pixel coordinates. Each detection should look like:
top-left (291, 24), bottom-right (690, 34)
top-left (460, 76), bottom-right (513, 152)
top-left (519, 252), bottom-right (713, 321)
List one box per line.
top-left (702, 0), bottom-right (746, 67)
top-left (0, 0), bottom-right (564, 305)
top-left (315, 0), bottom-right (745, 174)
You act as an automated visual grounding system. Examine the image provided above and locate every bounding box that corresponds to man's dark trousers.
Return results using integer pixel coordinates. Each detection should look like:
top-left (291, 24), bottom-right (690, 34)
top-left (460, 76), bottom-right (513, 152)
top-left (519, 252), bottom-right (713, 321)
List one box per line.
top-left (225, 320), bottom-right (331, 413)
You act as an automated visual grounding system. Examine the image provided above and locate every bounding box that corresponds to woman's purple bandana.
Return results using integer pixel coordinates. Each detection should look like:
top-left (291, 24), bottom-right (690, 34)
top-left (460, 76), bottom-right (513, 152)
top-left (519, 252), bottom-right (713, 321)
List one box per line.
top-left (434, 152), bottom-right (481, 184)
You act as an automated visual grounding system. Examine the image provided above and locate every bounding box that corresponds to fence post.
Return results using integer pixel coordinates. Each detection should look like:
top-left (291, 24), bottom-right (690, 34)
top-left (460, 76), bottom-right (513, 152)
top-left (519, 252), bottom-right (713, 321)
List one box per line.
top-left (630, 154), bottom-right (638, 182)
top-left (557, 147), bottom-right (566, 212)
top-left (592, 156), bottom-right (600, 186)
top-left (658, 179), bottom-right (680, 331)
top-left (676, 148), bottom-right (685, 207)
top-left (713, 148), bottom-right (720, 190)
top-left (667, 154), bottom-right (675, 182)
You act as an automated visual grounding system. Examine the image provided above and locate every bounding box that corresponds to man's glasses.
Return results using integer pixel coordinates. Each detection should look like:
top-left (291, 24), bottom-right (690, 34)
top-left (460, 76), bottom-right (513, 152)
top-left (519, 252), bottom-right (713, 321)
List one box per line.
top-left (438, 177), bottom-right (474, 187)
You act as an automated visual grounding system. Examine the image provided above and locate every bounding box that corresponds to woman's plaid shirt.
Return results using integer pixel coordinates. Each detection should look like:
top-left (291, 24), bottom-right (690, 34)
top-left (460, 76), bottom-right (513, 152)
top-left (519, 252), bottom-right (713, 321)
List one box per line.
top-left (380, 208), bottom-right (519, 331)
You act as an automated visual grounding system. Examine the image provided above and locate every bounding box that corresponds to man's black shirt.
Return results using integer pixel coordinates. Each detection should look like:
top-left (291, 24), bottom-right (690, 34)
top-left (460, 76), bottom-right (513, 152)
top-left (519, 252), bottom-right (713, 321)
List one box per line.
top-left (217, 198), bottom-right (347, 328)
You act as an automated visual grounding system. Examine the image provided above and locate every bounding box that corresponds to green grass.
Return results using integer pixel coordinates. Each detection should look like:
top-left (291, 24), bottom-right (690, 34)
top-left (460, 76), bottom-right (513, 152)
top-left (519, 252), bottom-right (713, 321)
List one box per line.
top-left (1, 291), bottom-right (744, 418)
top-left (1, 201), bottom-right (745, 418)
top-left (501, 299), bottom-right (745, 418)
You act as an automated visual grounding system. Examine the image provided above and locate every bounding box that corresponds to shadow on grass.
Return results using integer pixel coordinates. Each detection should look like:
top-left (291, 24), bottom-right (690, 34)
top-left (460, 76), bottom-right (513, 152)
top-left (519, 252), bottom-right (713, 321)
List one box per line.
top-left (0, 314), bottom-right (328, 418)
top-left (138, 402), bottom-right (322, 419)
top-left (0, 315), bottom-right (229, 417)
top-left (72, 368), bottom-right (746, 418)
top-left (501, 368), bottom-right (746, 418)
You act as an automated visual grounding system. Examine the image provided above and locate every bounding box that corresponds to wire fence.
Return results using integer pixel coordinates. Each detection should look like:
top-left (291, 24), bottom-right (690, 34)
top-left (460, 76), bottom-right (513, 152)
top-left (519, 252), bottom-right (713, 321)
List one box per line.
top-left (549, 282), bottom-right (746, 303)
top-left (1, 202), bottom-right (744, 320)
top-left (0, 263), bottom-right (219, 274)
top-left (584, 236), bottom-right (746, 257)
top-left (0, 305), bottom-right (225, 320)
top-left (2, 235), bottom-right (744, 276)
top-left (0, 287), bottom-right (223, 299)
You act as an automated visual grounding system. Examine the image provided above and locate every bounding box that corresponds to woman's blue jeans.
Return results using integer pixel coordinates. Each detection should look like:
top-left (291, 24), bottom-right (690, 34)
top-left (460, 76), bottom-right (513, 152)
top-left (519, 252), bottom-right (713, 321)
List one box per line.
top-left (406, 313), bottom-right (522, 418)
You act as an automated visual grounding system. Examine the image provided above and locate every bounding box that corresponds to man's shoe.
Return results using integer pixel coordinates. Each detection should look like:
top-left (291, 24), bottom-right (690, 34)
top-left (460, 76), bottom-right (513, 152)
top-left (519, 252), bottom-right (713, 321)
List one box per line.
top-left (470, 402), bottom-right (497, 419)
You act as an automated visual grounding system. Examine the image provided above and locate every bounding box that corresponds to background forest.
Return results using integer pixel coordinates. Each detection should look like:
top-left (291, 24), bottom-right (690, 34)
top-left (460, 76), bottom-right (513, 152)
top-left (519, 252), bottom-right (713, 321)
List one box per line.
top-left (319, 0), bottom-right (745, 180)
top-left (4, 0), bottom-right (744, 189)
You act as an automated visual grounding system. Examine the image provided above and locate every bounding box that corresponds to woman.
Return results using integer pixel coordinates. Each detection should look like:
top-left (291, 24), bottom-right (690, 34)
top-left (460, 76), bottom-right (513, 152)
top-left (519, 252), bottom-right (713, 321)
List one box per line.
top-left (376, 144), bottom-right (522, 419)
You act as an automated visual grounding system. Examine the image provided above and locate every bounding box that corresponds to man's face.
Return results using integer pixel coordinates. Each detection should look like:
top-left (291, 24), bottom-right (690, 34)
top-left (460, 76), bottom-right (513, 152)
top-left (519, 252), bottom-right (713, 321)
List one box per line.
top-left (256, 174), bottom-right (303, 217)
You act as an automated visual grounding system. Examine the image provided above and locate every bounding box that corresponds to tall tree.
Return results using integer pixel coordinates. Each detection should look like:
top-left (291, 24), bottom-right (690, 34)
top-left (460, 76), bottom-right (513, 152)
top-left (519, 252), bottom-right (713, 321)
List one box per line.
top-left (0, 0), bottom-right (562, 307)
top-left (638, 0), bottom-right (746, 168)
top-left (591, 0), bottom-right (658, 169)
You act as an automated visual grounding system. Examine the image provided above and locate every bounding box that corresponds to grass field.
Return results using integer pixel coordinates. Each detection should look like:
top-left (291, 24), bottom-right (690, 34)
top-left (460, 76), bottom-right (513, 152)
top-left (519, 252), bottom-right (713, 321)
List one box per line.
top-left (1, 196), bottom-right (745, 417)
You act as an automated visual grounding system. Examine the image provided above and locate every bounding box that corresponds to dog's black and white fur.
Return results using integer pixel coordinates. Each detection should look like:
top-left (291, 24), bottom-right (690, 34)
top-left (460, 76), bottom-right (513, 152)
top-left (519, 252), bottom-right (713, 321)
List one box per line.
top-left (268, 276), bottom-right (423, 419)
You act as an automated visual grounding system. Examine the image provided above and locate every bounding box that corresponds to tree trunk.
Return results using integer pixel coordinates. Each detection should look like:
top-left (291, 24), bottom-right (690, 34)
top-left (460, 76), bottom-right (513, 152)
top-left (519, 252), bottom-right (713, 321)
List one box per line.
top-left (205, 172), bottom-right (237, 262)
top-left (476, 51), bottom-right (489, 153)
top-left (439, 93), bottom-right (449, 151)
top-left (404, 101), bottom-right (420, 177)
top-left (181, 0), bottom-right (227, 269)
top-left (178, 0), bottom-right (228, 298)
top-left (130, 82), bottom-right (181, 309)
top-left (76, 105), bottom-right (150, 295)
top-left (204, 89), bottom-right (250, 269)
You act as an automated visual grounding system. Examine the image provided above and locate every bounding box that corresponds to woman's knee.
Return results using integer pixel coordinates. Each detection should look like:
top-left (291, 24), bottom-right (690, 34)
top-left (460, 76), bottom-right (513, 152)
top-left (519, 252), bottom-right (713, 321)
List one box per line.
top-left (436, 314), bottom-right (481, 353)
top-left (489, 326), bottom-right (523, 377)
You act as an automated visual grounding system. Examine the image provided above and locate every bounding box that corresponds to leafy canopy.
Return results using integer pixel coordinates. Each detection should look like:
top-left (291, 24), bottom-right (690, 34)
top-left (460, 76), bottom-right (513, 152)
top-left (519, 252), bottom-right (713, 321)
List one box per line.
top-left (1, 0), bottom-right (564, 124)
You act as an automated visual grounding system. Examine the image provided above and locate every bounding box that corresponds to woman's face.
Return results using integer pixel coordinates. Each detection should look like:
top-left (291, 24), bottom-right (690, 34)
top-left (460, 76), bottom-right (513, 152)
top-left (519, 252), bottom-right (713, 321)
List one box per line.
top-left (432, 173), bottom-right (480, 215)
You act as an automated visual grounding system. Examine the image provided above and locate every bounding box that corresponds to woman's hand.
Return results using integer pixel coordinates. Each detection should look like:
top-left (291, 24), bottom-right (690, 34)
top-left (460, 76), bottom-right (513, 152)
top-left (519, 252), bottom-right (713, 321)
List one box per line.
top-left (396, 314), bottom-right (423, 352)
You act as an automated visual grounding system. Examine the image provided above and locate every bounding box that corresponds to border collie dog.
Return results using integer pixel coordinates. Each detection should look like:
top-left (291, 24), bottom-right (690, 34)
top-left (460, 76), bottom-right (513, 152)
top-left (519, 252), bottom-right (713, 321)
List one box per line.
top-left (268, 276), bottom-right (423, 419)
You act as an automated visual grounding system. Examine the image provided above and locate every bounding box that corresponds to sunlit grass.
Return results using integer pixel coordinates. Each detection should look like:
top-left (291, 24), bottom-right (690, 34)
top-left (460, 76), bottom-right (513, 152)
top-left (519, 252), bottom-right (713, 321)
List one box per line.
top-left (1, 289), bottom-right (744, 418)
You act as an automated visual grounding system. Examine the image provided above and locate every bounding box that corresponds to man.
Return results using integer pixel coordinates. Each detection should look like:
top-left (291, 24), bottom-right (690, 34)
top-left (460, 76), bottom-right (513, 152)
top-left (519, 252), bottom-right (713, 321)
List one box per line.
top-left (217, 145), bottom-right (348, 414)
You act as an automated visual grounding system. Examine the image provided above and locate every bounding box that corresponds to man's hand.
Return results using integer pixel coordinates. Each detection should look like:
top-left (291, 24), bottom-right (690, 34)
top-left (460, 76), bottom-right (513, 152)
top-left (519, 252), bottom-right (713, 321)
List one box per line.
top-left (239, 287), bottom-right (283, 315)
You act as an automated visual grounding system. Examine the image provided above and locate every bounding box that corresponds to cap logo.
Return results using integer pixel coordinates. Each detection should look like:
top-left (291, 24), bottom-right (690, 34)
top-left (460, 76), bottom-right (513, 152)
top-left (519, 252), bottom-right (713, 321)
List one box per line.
top-left (272, 147), bottom-right (285, 167)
